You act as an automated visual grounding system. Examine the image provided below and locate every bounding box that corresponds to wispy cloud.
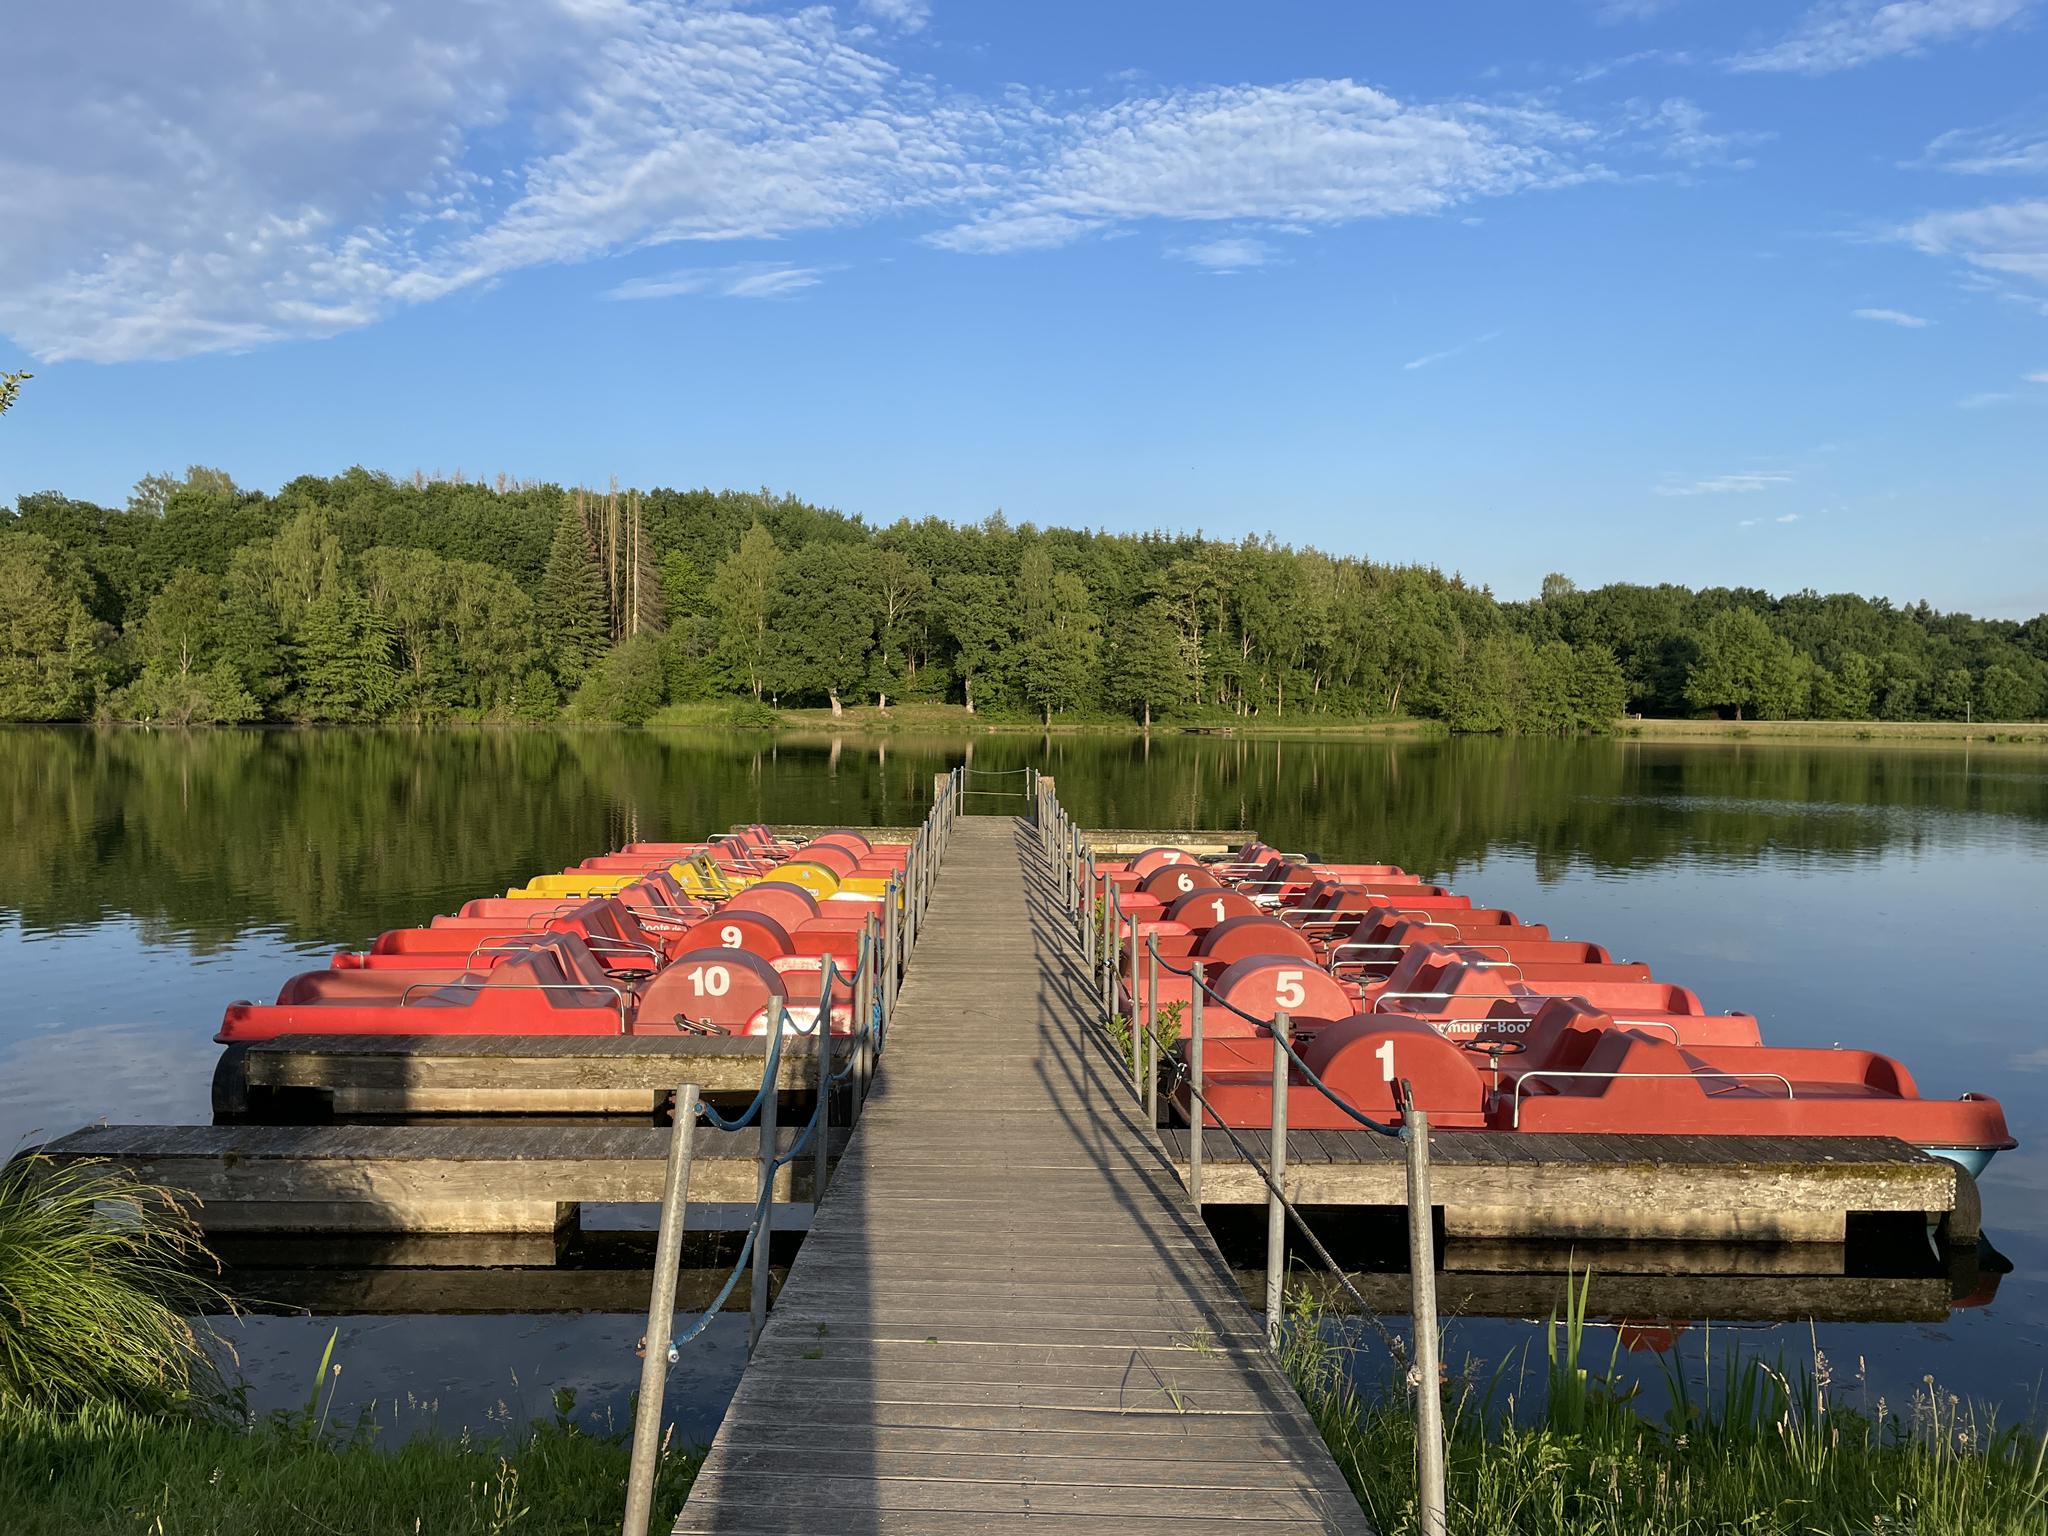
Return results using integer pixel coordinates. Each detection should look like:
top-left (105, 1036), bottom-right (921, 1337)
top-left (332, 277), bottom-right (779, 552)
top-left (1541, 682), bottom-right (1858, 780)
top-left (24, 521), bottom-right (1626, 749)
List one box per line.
top-left (1896, 198), bottom-right (2048, 294)
top-left (859, 0), bottom-right (931, 31)
top-left (1852, 306), bottom-right (1933, 326)
top-left (0, 1), bottom-right (1786, 363)
top-left (1737, 511), bottom-right (1804, 528)
top-left (1728, 0), bottom-right (2035, 74)
top-left (1170, 236), bottom-right (1275, 272)
top-left (1595, 0), bottom-right (1685, 21)
top-left (2028, 370), bottom-right (2048, 383)
top-left (928, 82), bottom-right (1612, 256)
top-left (604, 263), bottom-right (827, 301)
top-left (1777, 512), bottom-right (1803, 523)
top-left (1911, 121), bottom-right (2048, 175)
top-left (1958, 390), bottom-right (2017, 407)
top-left (1626, 97), bottom-right (1768, 169)
top-left (1655, 470), bottom-right (1796, 496)
top-left (1403, 330), bottom-right (1503, 371)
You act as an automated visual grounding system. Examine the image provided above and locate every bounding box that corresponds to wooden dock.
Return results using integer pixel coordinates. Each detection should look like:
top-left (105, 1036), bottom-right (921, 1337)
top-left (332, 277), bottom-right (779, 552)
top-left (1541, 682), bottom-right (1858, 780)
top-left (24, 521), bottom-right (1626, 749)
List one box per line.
top-left (1162, 1129), bottom-right (1974, 1245)
top-left (675, 816), bottom-right (1369, 1535)
top-left (215, 1034), bottom-right (824, 1117)
top-left (35, 1122), bottom-right (845, 1234)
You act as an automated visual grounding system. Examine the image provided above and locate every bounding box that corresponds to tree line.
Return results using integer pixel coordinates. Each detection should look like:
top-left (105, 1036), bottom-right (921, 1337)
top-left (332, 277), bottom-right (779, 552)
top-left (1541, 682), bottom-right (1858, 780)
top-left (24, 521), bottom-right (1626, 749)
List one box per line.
top-left (2, 466), bottom-right (2042, 729)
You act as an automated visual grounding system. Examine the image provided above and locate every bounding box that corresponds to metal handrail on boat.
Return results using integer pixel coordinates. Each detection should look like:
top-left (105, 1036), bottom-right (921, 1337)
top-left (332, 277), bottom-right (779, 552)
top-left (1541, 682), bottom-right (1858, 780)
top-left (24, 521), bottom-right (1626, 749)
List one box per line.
top-left (397, 978), bottom-right (630, 1030)
top-left (1511, 1068), bottom-right (1796, 1127)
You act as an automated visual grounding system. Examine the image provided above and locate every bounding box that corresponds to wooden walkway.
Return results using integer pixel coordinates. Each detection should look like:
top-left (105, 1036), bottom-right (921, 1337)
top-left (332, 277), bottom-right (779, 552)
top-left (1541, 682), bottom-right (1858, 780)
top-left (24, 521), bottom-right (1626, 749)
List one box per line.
top-left (676, 817), bottom-right (1370, 1535)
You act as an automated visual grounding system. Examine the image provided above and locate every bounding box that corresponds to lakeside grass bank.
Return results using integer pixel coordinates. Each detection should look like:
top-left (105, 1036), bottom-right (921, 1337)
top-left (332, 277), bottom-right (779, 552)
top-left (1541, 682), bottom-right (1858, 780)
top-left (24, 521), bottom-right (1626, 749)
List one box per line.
top-left (1280, 1285), bottom-right (2048, 1535)
top-left (647, 698), bottom-right (2048, 744)
top-left (0, 1399), bottom-right (698, 1536)
top-left (1617, 717), bottom-right (2048, 745)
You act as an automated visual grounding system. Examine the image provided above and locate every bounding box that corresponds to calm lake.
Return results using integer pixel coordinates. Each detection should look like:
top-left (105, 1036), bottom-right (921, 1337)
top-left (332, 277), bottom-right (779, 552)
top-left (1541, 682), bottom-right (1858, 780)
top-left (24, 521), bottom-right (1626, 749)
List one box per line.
top-left (4, 726), bottom-right (2045, 1439)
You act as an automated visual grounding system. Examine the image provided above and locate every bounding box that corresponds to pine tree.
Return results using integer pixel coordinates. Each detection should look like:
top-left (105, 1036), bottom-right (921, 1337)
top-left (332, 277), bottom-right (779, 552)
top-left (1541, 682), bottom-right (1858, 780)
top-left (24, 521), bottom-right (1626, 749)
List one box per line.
top-left (541, 496), bottom-right (610, 688)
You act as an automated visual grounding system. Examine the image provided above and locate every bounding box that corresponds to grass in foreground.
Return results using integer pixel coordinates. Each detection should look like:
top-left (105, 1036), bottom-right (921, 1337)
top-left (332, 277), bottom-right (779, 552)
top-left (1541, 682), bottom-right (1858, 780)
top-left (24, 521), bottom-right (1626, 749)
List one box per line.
top-left (1282, 1281), bottom-right (2048, 1535)
top-left (0, 1153), bottom-right (228, 1414)
top-left (0, 1395), bottom-right (698, 1536)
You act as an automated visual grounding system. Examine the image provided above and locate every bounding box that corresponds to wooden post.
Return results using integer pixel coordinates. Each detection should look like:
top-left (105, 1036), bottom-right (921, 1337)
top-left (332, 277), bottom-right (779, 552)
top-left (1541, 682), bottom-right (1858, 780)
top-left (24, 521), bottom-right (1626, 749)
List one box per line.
top-left (749, 1008), bottom-right (780, 1355)
top-left (622, 1083), bottom-right (699, 1536)
top-left (1406, 1098), bottom-right (1447, 1536)
top-left (1188, 962), bottom-right (1204, 1208)
top-left (1266, 1013), bottom-right (1290, 1348)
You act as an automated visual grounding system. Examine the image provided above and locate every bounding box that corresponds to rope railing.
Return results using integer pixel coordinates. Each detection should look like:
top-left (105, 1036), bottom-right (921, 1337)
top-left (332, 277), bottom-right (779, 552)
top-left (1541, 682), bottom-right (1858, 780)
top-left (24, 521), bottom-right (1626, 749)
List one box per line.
top-left (620, 768), bottom-right (960, 1536)
top-left (1032, 775), bottom-right (1448, 1536)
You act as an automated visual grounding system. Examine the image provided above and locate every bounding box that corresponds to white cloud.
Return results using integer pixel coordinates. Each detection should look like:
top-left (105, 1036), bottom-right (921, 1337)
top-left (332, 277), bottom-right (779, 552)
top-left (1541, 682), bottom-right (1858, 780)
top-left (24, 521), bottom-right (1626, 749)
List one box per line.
top-left (1655, 471), bottom-right (1796, 496)
top-left (1852, 306), bottom-right (1934, 326)
top-left (0, 4), bottom-right (1698, 363)
top-left (1728, 0), bottom-right (2035, 74)
top-left (1403, 330), bottom-right (1503, 370)
top-left (0, 2), bottom-right (984, 362)
top-left (1958, 390), bottom-right (2017, 407)
top-left (860, 0), bottom-right (931, 31)
top-left (1627, 97), bottom-right (1766, 168)
top-left (604, 262), bottom-right (827, 301)
top-left (927, 81), bottom-right (1610, 255)
top-left (1170, 236), bottom-right (1275, 272)
top-left (2028, 370), bottom-right (2048, 382)
top-left (1897, 198), bottom-right (2048, 289)
top-left (1596, 0), bottom-right (1684, 21)
top-left (1777, 512), bottom-right (1803, 523)
top-left (1912, 122), bottom-right (2048, 175)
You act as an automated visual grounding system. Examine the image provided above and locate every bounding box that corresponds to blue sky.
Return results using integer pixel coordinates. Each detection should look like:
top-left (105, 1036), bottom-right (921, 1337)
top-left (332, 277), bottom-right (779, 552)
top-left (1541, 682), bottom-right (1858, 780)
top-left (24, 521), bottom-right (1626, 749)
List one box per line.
top-left (2, 0), bottom-right (2045, 613)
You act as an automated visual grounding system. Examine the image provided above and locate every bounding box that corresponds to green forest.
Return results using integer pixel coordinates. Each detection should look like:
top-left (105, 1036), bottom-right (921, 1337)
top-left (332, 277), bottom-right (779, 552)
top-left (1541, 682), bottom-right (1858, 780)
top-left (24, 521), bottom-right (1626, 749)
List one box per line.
top-left (3, 466), bottom-right (2043, 729)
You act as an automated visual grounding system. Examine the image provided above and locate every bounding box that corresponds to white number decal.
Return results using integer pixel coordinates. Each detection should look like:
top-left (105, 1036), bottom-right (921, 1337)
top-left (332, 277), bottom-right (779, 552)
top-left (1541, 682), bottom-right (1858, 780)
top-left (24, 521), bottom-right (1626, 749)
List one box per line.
top-left (1376, 1039), bottom-right (1396, 1082)
top-left (720, 924), bottom-right (743, 948)
top-left (1174, 872), bottom-right (1194, 894)
top-left (1210, 898), bottom-right (1227, 924)
top-left (1275, 970), bottom-right (1306, 1010)
top-left (687, 965), bottom-right (732, 998)
top-left (1160, 851), bottom-right (1181, 864)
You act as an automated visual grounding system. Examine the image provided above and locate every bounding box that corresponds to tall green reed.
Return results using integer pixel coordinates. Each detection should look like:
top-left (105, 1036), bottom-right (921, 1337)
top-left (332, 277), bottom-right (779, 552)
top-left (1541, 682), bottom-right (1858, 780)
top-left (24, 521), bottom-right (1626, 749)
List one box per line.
top-left (0, 1152), bottom-right (228, 1413)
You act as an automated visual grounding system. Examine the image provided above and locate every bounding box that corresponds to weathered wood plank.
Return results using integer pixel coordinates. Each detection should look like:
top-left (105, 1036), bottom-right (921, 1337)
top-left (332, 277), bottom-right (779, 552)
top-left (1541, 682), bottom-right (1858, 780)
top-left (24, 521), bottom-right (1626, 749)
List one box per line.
top-left (678, 817), bottom-right (1368, 1535)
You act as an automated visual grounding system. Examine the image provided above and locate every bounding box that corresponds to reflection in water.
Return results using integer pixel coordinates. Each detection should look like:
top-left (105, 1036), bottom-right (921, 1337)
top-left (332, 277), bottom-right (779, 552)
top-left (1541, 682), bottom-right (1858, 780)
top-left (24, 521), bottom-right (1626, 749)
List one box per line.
top-left (2, 726), bottom-right (2045, 1430)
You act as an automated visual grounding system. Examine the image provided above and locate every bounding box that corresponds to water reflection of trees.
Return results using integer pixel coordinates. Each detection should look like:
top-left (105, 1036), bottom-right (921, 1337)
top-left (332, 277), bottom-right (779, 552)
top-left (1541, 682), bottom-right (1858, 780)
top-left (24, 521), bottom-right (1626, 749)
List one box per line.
top-left (1, 728), bottom-right (2041, 947)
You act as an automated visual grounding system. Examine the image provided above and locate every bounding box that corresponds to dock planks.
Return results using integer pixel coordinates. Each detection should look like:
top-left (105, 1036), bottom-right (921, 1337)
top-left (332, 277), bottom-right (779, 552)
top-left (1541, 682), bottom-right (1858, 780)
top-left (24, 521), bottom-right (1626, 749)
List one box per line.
top-left (675, 817), bottom-right (1370, 1535)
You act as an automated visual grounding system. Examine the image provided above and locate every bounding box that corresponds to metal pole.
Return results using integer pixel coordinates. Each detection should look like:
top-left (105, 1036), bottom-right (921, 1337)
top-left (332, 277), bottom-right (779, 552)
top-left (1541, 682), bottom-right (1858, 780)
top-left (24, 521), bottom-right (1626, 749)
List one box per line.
top-left (1146, 935), bottom-right (1160, 1126)
top-left (749, 1006), bottom-right (780, 1354)
top-left (1406, 1099), bottom-right (1447, 1536)
top-left (622, 1083), bottom-right (700, 1536)
top-left (851, 930), bottom-right (871, 1121)
top-left (814, 969), bottom-right (832, 1210)
top-left (1100, 877), bottom-right (1114, 1017)
top-left (884, 878), bottom-right (899, 1015)
top-left (1084, 853), bottom-right (1097, 968)
top-left (1124, 895), bottom-right (1141, 1085)
top-left (1265, 1012), bottom-right (1290, 1348)
top-left (1188, 962), bottom-right (1204, 1208)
